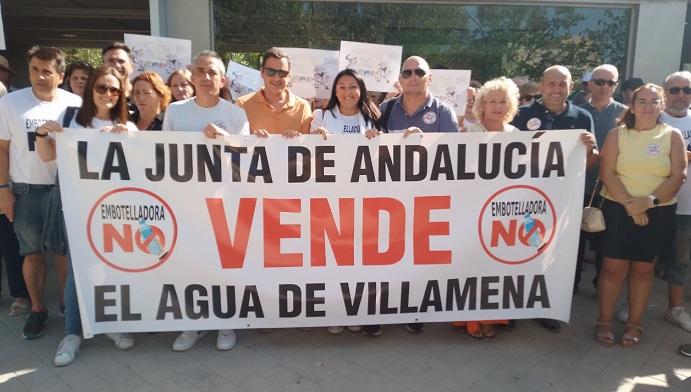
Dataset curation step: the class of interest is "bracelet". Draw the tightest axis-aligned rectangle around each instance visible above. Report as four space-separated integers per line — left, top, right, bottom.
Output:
0 184 9 189
35 132 48 138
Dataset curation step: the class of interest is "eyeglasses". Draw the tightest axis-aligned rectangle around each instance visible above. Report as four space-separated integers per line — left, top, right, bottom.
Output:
94 84 121 96
264 67 289 78
592 79 618 87
400 68 427 79
668 86 691 95
520 94 540 102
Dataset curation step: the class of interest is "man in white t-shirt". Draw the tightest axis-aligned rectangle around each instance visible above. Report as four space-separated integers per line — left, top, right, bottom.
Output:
163 50 247 352
658 71 691 332
0 46 81 340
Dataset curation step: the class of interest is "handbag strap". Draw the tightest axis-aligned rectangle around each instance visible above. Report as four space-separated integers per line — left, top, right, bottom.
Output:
587 179 601 207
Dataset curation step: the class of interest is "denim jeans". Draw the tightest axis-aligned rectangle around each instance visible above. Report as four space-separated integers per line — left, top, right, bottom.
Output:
63 246 82 336
11 182 52 256
657 214 691 286
0 215 28 298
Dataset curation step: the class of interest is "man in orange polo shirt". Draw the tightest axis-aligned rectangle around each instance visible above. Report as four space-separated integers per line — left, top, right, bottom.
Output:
236 47 312 137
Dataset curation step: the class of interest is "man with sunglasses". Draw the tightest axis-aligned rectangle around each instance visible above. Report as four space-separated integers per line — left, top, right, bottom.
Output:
365 56 457 337
379 56 459 134
0 46 81 340
511 65 597 333
236 47 312 137
655 71 691 332
163 50 248 352
578 64 627 291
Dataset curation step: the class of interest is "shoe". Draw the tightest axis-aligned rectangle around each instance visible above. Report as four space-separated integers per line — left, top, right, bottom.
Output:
621 323 643 348
537 318 561 333
327 326 344 335
362 325 382 337
22 310 48 340
679 343 691 357
58 303 65 318
216 329 236 351
106 333 135 350
404 323 424 333
665 307 691 332
172 330 207 351
618 303 629 324
54 335 82 367
347 326 362 332
8 298 30 317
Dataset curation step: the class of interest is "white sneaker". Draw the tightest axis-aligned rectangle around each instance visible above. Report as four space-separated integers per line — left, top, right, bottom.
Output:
327 326 344 335
172 330 207 351
666 307 691 332
54 335 82 367
618 303 629 324
216 329 236 351
106 333 135 350
347 326 362 332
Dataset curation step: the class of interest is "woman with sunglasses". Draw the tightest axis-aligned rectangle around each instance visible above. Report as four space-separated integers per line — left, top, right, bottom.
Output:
34 66 137 367
132 71 171 131
596 84 686 347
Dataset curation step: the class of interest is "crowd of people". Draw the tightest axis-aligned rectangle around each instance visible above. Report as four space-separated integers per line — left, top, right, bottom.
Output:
0 42 690 367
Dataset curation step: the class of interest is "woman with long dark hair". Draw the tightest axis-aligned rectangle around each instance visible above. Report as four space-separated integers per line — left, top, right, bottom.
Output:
34 66 137 367
310 68 380 139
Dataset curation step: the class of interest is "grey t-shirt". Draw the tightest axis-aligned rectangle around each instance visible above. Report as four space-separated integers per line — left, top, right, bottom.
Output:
580 100 627 196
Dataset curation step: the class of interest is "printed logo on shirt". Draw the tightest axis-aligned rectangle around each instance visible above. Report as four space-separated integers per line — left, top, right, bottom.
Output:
24 117 52 152
526 117 541 131
423 111 437 125
343 125 361 133
647 143 661 156
213 120 227 130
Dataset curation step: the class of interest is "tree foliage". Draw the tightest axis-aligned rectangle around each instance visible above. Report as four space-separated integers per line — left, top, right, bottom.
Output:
213 1 630 81
62 48 102 68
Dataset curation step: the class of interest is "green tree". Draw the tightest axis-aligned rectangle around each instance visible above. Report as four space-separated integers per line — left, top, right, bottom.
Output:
62 48 102 67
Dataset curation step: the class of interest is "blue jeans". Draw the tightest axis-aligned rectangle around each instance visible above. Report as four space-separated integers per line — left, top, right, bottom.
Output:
657 214 691 286
64 247 82 336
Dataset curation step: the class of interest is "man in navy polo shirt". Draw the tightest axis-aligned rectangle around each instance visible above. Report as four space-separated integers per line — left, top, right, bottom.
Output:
512 65 597 333
379 56 459 133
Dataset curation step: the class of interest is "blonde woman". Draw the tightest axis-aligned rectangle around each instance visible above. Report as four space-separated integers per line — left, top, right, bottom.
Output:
455 77 518 338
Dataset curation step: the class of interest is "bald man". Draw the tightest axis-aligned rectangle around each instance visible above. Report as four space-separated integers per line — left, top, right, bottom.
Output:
379 56 459 133
512 65 596 333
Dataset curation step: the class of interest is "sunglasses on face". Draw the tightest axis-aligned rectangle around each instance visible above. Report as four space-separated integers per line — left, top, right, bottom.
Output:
520 94 540 102
400 68 427 79
264 67 289 78
592 79 617 87
668 86 691 95
94 84 121 96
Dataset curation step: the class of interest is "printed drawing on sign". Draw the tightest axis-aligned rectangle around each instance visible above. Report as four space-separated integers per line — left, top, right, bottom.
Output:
478 185 556 265
280 48 339 99
338 41 402 93
87 187 178 273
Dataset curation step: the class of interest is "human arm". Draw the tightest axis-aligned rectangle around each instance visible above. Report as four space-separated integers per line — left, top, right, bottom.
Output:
34 120 62 162
0 139 14 221
581 131 599 169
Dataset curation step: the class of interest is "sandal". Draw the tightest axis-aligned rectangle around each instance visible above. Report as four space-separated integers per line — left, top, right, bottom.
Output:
621 323 643 348
466 325 484 339
8 298 30 317
595 322 615 347
481 324 496 338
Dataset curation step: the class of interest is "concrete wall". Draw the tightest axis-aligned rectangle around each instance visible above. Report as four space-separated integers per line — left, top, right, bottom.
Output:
151 0 212 56
630 0 688 83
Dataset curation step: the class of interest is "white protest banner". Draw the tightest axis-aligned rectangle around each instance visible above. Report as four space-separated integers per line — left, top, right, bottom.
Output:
280 48 339 100
430 69 472 114
0 4 5 51
226 60 262 101
339 41 402 93
124 34 191 80
57 131 585 337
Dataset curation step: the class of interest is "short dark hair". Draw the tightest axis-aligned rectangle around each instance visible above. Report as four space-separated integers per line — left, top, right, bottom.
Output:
26 46 66 73
261 47 290 70
621 77 644 92
101 42 133 59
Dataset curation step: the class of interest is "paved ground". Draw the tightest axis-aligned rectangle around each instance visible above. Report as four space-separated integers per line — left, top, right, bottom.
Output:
1 262 690 392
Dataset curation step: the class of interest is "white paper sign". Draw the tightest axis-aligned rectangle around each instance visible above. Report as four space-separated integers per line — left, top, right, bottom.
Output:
430 69 472 114
226 60 262 101
124 34 191 80
339 41 402 93
57 131 586 337
280 48 339 99
0 4 5 51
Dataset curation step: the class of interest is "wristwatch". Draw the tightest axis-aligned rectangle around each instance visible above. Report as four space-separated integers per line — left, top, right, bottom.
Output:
648 194 660 207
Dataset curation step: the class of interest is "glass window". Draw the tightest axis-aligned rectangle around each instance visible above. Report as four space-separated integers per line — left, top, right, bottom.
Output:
213 1 632 82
